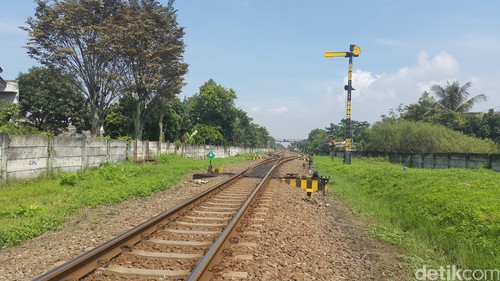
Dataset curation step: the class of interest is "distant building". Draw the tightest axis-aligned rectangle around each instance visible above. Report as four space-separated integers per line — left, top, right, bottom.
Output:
464 108 499 117
0 81 20 104
0 67 5 88
0 67 19 104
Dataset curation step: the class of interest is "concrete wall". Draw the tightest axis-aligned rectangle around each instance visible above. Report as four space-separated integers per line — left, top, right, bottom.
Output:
0 133 271 182
51 136 83 173
5 135 49 180
332 150 500 172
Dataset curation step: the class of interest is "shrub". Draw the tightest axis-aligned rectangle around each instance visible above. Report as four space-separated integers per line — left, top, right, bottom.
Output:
363 120 500 153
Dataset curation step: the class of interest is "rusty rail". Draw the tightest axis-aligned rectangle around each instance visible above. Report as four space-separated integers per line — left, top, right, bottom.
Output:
188 155 297 280
33 156 280 281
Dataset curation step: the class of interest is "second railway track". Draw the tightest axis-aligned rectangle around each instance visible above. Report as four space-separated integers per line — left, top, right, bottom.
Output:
34 152 297 281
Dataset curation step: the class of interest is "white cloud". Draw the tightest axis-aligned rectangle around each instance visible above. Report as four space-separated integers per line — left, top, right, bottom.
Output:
243 51 495 139
351 70 376 99
352 51 460 103
249 106 260 113
316 51 465 125
416 51 460 77
268 106 288 114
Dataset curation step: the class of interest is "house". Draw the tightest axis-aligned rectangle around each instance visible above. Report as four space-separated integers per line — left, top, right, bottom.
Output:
0 81 20 104
0 67 19 104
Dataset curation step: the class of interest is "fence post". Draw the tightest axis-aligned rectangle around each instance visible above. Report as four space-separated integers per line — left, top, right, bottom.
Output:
46 136 53 177
0 133 8 183
106 139 111 164
81 138 87 171
134 140 138 161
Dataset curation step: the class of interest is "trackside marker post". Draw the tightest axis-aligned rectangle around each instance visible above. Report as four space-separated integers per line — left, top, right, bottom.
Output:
207 150 215 173
324 44 361 164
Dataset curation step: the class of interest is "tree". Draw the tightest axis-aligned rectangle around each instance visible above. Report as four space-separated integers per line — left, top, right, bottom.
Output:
24 0 122 137
191 124 224 144
191 80 237 144
430 81 487 113
401 91 441 121
161 101 182 142
325 119 370 143
177 96 193 140
231 108 252 147
362 119 499 154
103 100 133 139
107 0 187 140
461 110 500 143
306 128 330 155
256 125 274 148
0 100 20 124
482 110 500 143
17 67 89 135
0 100 43 135
426 109 463 130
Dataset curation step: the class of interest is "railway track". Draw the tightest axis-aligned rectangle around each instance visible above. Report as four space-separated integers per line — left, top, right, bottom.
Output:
34 152 296 281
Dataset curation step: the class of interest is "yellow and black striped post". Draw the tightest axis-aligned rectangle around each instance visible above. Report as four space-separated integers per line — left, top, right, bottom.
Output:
279 176 319 199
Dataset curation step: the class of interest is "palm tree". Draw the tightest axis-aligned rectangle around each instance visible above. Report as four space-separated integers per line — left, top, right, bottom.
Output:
430 81 488 113
402 91 442 121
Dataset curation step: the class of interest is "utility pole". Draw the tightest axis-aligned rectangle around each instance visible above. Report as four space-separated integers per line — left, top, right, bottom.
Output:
324 44 361 164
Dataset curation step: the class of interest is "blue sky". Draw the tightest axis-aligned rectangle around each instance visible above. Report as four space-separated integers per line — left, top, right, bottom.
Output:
1 1 499 139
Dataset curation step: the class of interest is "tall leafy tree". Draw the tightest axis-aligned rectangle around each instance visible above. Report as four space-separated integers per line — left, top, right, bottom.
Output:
482 110 500 143
191 124 224 144
426 110 463 130
256 125 274 148
17 67 89 135
461 110 500 143
0 99 45 135
326 119 370 142
24 0 122 137
191 80 237 144
107 0 187 140
307 128 330 155
431 81 487 113
177 97 193 140
401 91 441 121
232 108 253 147
103 99 134 139
159 100 182 142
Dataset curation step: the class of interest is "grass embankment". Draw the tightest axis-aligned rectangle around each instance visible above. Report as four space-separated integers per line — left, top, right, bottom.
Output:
363 120 500 153
315 156 500 270
0 154 251 248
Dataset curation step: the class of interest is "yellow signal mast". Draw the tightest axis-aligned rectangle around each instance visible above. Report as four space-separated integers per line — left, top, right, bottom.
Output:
324 44 361 164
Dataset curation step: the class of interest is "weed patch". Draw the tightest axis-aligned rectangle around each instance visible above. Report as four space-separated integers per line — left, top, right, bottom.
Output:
0 153 252 247
315 156 500 270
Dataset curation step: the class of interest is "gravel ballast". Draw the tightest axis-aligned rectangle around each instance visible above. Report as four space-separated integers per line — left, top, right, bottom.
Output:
0 157 411 280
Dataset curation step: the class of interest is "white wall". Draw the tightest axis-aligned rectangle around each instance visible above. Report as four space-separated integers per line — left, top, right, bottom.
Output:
0 133 271 182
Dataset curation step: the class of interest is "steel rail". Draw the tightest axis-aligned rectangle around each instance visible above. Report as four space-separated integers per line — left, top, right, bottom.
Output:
188 155 298 280
33 156 276 281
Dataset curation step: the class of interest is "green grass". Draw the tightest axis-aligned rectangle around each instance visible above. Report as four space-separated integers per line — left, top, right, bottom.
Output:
0 153 252 248
315 156 500 270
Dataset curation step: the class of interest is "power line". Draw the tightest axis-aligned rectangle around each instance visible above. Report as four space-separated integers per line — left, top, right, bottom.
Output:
480 106 500 112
